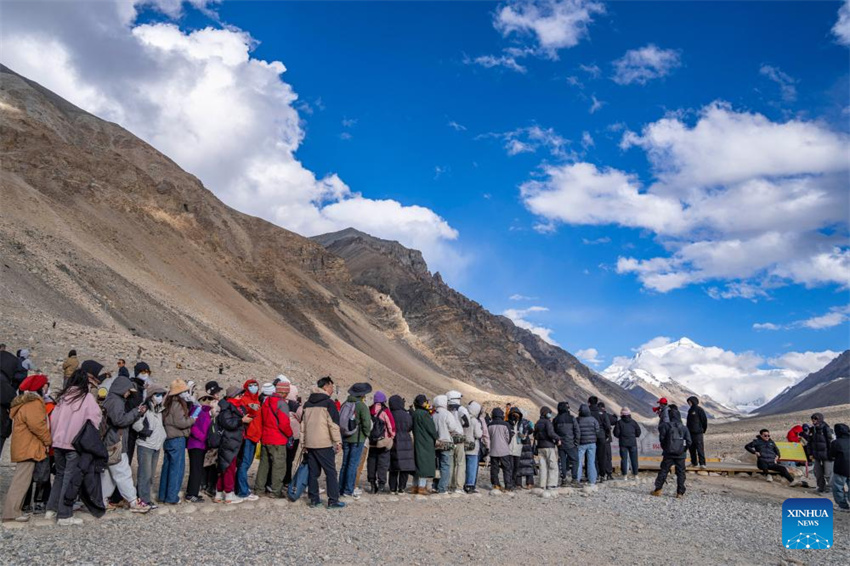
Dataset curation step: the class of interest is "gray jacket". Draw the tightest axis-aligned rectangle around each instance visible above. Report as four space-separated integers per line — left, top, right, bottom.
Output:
102 376 141 454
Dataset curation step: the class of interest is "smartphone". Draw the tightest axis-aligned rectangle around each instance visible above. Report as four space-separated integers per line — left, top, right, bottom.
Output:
191 405 202 419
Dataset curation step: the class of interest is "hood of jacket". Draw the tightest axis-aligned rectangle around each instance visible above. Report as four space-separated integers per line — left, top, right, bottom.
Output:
557 402 570 415
578 404 591 418
669 408 684 424
835 423 849 438
491 407 505 420
109 375 135 398
687 396 699 406
812 412 825 424
388 394 405 412
433 394 448 410
468 401 482 418
286 384 299 402
619 414 633 423
10 391 42 416
508 407 522 421
305 388 332 407
19 349 30 359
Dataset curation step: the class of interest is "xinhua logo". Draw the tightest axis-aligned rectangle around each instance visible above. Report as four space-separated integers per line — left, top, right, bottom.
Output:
782 498 833 549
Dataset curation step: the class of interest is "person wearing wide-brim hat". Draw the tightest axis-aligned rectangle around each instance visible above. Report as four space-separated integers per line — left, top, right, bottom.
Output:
158 379 196 504
339 382 373 498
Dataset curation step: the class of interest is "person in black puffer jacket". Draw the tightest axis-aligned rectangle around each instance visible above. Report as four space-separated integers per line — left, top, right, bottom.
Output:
806 413 835 493
745 429 797 484
829 423 849 511
388 395 414 494
553 402 580 486
686 396 708 468
576 404 600 485
613 407 641 477
215 387 250 503
652 405 692 497
588 397 613 481
534 406 561 489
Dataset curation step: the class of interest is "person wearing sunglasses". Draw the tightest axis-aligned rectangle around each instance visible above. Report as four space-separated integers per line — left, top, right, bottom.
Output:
745 429 800 486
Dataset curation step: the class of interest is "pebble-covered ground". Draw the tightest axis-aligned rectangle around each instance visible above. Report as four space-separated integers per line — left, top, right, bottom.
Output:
1 469 847 565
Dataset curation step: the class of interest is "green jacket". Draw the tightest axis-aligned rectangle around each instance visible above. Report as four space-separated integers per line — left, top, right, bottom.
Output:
343 395 372 444
412 407 438 478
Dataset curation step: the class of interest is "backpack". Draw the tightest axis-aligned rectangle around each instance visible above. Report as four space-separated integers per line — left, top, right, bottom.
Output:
339 401 358 438
369 408 386 443
206 417 222 449
667 422 687 456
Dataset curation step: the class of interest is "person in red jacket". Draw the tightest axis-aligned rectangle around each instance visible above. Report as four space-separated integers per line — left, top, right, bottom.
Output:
235 379 262 500
254 381 293 498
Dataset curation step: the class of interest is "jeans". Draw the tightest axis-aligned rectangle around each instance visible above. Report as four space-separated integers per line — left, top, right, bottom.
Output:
158 437 186 503
464 454 479 488
620 445 639 476
339 442 365 496
46 448 79 519
136 445 160 504
436 450 452 493
655 456 687 495
578 443 597 485
558 446 578 481
833 473 849 509
235 439 257 497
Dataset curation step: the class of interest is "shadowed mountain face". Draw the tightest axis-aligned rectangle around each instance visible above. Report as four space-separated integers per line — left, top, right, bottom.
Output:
754 350 850 416
313 229 653 416
0 64 649 415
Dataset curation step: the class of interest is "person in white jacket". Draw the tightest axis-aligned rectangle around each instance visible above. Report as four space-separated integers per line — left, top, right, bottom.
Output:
464 401 486 493
431 394 462 494
132 385 167 508
446 390 470 494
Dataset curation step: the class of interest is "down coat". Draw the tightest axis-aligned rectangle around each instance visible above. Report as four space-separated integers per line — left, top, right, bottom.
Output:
389 395 415 472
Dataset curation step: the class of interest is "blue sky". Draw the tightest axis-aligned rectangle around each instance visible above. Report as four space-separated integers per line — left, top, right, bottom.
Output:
2 1 848 399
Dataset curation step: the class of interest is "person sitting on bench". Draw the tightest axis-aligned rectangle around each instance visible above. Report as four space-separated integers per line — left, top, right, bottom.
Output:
745 429 801 486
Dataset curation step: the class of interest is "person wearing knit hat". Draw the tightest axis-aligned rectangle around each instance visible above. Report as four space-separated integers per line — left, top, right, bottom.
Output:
366 391 396 493
260 383 275 400
273 374 290 385
613 407 642 479
2 372 51 522
254 377 293 498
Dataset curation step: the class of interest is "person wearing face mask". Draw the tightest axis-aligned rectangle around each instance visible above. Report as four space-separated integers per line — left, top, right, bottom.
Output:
235 379 262 501
534 406 562 490
159 379 197 505
124 362 152 467
132 385 167 509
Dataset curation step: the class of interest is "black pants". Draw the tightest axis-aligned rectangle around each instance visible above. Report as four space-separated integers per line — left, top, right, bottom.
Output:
203 464 218 495
757 460 793 482
655 456 687 494
595 439 607 476
126 428 138 465
283 439 299 486
388 471 410 492
491 456 514 489
689 433 706 466
186 448 205 497
558 446 578 481
306 447 339 505
367 446 390 487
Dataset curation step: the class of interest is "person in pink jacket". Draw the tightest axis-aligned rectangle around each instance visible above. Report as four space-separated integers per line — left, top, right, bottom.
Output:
367 391 396 493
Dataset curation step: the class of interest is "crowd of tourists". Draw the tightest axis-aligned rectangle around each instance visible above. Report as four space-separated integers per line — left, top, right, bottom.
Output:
1 344 848 526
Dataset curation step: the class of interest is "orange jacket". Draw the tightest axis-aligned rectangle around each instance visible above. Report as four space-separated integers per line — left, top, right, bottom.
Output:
239 379 263 443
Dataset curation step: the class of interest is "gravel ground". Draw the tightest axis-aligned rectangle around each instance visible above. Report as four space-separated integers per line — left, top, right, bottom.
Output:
1 469 847 566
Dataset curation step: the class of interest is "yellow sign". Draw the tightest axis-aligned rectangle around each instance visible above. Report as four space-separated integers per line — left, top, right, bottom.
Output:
775 441 807 462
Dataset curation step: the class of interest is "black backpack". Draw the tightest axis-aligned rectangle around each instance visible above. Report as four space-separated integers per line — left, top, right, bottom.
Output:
667 422 687 456
369 407 386 443
206 417 223 449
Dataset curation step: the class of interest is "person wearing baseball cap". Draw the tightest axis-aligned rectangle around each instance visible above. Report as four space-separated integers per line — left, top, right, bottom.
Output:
653 397 670 424
205 381 224 399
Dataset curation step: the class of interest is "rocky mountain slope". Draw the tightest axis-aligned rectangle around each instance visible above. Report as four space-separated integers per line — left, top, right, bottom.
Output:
0 65 649 415
602 338 739 418
753 350 850 416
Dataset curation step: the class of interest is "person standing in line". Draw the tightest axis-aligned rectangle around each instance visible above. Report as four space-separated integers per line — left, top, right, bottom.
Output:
686 396 708 469
366 391 395 494
234 379 262 501
338 382 372 499
806 413 835 494
613 407 641 478
254 380 293 498
132 385 166 509
159 379 196 505
553 402 580 487
431 394 462 494
487 407 514 491
576 404 600 486
302 376 344 508
829 423 849 512
588 396 612 482
411 395 438 495
534 406 561 490
214 386 251 504
186 394 215 502
446 390 468 494
463 401 485 493
388 395 415 494
283 384 302 490
652 404 691 498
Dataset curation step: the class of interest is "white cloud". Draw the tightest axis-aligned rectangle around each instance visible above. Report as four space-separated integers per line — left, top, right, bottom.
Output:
581 130 594 149
502 306 558 345
612 44 681 85
579 63 601 78
465 53 527 73
753 323 781 331
752 305 850 332
575 347 601 364
447 120 467 131
494 0 605 60
635 336 671 351
479 124 570 158
589 94 605 113
834 0 850 46
606 337 839 409
759 64 797 103
509 294 537 301
581 236 610 245
522 102 850 294
0 1 465 280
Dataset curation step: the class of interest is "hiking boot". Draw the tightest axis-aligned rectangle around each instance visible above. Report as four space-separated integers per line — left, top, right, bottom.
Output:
370 482 379 494
213 491 225 503
33 503 45 515
224 493 243 504
650 489 663 497
676 493 685 499
130 499 151 513
57 517 83 526
606 474 614 481
328 501 346 509
789 477 802 487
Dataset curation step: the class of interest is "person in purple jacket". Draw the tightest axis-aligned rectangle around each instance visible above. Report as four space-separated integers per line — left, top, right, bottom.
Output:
185 394 214 502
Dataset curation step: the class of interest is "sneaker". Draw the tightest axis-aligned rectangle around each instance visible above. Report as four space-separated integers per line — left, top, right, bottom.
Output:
308 500 324 508
352 488 362 496
699 464 707 470
766 475 774 483
44 510 57 520
185 495 204 503
650 489 662 496
130 499 151 513
676 493 685 499
14 515 31 523
224 493 244 504
204 489 217 498
453 489 465 495
147 502 159 510
242 494 259 502
265 485 274 494
213 491 225 503
57 517 83 526
72 501 84 512
105 501 121 512
319 487 326 494
33 503 45 515
328 501 346 509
